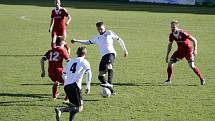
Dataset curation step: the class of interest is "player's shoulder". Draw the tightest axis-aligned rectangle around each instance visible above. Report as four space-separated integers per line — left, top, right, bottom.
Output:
61 7 68 12
80 57 90 67
106 30 114 34
179 29 190 36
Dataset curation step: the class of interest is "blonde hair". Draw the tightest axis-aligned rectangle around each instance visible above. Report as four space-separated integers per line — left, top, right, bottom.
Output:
171 20 179 26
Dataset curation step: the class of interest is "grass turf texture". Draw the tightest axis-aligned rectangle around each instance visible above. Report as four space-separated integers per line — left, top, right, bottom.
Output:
0 0 215 121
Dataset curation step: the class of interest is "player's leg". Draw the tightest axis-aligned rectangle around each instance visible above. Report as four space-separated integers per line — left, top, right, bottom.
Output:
106 53 115 84
166 61 174 83
98 55 108 84
55 83 83 121
48 71 59 99
57 69 68 102
52 82 59 99
165 51 178 83
61 28 70 55
51 29 57 48
187 53 205 85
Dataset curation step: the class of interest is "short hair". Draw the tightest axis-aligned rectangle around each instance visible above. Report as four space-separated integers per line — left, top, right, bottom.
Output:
171 20 179 26
56 36 62 46
96 21 104 27
76 46 87 57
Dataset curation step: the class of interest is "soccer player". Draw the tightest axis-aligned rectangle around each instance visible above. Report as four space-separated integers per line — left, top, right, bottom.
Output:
49 0 71 55
40 36 70 100
55 46 92 121
165 20 205 85
71 21 128 94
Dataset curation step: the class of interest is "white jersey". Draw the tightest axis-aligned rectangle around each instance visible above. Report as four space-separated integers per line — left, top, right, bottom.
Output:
63 57 91 90
89 30 128 57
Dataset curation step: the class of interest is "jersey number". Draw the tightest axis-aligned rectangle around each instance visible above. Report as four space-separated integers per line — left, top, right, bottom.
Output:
49 52 60 61
70 63 77 73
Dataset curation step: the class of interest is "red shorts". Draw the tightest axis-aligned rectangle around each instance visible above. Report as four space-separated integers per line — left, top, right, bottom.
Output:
48 68 64 84
52 27 66 38
170 50 194 63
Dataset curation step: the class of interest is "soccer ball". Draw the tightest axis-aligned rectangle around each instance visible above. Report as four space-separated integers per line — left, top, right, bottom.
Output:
101 87 111 98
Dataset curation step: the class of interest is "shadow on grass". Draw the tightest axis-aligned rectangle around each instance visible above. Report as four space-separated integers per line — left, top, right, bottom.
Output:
0 54 43 57
0 0 214 15
0 93 50 98
21 83 53 86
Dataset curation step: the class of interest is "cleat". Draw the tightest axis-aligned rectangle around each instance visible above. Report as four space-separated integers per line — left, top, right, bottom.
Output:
100 82 113 88
111 90 117 95
55 108 61 121
164 80 171 84
200 79 205 85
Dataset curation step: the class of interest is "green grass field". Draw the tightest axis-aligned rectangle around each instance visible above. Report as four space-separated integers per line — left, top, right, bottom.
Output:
0 0 215 121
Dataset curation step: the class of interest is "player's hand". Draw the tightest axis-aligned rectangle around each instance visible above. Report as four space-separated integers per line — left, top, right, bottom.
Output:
85 89 90 95
193 49 197 56
66 22 69 26
124 52 128 58
71 39 76 44
41 72 45 78
165 56 169 63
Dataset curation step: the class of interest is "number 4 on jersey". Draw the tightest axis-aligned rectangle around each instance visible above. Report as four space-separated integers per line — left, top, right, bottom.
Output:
70 63 77 73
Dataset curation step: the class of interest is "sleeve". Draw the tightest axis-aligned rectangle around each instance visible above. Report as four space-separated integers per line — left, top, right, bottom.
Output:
63 8 69 17
110 30 120 41
169 34 174 43
43 50 50 61
183 31 192 40
89 36 97 44
85 61 92 90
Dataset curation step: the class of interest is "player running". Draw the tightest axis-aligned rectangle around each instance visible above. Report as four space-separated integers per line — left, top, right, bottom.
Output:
165 20 205 85
71 21 128 94
40 36 70 100
49 0 71 55
55 46 92 121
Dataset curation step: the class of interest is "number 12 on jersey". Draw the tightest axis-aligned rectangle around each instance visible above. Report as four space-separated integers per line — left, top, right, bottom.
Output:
70 62 77 73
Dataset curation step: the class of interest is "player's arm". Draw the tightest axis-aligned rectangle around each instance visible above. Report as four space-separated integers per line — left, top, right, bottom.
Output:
49 18 54 32
85 62 92 95
117 38 128 57
71 39 94 45
40 57 47 77
166 42 173 63
190 35 198 56
66 14 71 26
111 31 128 57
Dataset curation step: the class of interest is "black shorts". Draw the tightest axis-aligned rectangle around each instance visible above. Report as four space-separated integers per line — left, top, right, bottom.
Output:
64 83 82 106
99 53 115 71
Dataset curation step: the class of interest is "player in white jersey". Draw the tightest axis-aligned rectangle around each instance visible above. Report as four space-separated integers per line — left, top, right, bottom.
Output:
55 46 92 121
71 21 128 94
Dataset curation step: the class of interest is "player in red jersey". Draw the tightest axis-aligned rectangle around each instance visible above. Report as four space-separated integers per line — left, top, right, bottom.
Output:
49 0 71 55
40 36 70 100
165 20 205 85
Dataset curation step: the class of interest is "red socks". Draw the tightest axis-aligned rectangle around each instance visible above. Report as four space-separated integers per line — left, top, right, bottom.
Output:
193 67 204 80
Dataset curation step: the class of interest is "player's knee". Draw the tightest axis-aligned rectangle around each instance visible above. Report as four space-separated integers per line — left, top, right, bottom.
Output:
99 71 106 76
188 61 195 69
168 61 174 67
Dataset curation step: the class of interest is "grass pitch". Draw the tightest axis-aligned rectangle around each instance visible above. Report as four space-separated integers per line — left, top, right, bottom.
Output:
0 0 215 121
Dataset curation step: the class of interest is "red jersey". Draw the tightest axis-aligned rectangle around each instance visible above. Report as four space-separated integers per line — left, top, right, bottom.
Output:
169 29 193 52
44 47 70 71
51 7 69 29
